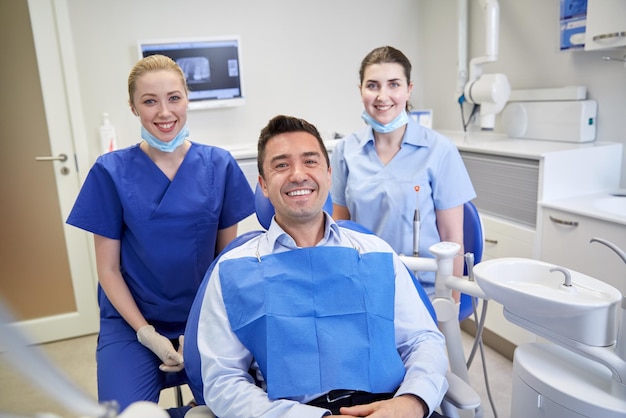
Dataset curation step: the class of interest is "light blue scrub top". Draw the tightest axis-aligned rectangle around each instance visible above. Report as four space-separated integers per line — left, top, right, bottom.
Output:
67 142 255 337
331 118 476 292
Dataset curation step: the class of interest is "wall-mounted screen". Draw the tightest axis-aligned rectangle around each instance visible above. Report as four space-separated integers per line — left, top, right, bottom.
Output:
138 36 245 110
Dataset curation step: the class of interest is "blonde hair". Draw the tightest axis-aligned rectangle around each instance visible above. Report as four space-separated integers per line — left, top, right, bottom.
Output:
127 54 189 107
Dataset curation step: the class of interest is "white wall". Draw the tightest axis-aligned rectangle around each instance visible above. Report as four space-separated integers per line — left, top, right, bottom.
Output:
417 0 626 185
65 0 625 185
65 0 421 161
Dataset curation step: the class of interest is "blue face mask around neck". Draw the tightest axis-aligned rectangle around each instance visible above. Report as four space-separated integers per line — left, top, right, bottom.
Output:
361 109 409 134
141 123 189 153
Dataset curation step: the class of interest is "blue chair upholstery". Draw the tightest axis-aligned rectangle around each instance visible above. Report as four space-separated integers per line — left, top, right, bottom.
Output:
184 230 265 405
459 201 484 321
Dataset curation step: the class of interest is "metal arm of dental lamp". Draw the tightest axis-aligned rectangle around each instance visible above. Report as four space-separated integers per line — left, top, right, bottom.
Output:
0 297 169 418
460 0 511 130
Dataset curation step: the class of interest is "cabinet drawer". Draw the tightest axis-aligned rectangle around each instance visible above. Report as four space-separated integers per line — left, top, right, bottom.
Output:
584 0 626 50
540 208 626 291
481 214 536 261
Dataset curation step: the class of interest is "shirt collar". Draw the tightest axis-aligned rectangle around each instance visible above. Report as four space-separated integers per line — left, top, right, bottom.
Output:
265 211 342 251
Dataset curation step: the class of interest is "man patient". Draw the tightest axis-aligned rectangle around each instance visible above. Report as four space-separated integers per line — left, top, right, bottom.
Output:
194 115 449 417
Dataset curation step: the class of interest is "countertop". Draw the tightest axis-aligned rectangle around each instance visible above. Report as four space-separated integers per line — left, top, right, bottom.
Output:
443 130 619 159
225 130 616 161
444 131 624 225
540 193 626 226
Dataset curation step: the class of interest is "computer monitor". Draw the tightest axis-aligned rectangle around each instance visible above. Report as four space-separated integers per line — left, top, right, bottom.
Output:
138 36 245 110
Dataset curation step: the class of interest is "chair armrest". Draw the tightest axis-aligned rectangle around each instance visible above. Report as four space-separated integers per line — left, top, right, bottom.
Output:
445 276 488 300
444 371 481 410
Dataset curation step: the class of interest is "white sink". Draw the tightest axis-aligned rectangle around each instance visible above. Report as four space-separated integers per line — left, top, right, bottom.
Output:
474 257 622 346
593 197 626 217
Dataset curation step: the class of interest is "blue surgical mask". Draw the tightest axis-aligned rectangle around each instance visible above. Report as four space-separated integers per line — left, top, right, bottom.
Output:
141 124 189 153
361 110 409 133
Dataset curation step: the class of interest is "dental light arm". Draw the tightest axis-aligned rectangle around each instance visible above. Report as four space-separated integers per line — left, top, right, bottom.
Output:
0 299 113 417
461 0 511 130
0 297 169 418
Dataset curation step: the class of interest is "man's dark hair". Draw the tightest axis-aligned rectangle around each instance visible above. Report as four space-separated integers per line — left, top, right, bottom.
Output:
257 115 329 177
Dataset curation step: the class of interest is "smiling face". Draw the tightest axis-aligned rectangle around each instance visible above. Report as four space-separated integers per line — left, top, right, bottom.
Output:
258 130 331 230
131 69 189 143
360 62 413 125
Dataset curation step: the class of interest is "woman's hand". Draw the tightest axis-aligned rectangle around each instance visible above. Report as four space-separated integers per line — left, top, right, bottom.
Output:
137 325 184 372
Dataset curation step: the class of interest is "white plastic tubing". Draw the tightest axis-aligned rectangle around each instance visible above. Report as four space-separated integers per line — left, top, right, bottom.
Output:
459 0 501 85
457 0 469 96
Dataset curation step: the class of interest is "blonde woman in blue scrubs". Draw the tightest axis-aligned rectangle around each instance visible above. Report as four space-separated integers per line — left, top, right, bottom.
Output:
331 46 476 297
67 55 255 417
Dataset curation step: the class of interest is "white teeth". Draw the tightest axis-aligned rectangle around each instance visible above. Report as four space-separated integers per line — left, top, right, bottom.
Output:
159 122 174 129
287 189 312 197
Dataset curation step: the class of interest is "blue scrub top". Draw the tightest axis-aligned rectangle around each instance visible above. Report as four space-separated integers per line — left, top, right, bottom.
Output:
330 119 476 289
67 143 255 332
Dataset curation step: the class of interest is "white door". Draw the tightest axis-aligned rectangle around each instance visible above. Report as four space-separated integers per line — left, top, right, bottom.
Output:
0 0 99 347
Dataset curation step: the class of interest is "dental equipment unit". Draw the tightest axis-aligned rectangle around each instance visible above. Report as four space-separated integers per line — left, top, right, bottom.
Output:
473 237 626 417
402 228 626 417
458 0 511 131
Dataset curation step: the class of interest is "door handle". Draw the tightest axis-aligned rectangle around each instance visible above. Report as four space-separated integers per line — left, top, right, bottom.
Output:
35 153 68 162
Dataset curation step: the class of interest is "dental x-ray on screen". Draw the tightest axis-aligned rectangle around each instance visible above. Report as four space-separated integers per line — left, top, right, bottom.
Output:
138 36 245 110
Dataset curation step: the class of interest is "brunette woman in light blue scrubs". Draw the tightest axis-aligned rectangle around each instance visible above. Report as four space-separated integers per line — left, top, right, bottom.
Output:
66 55 255 418
331 46 476 297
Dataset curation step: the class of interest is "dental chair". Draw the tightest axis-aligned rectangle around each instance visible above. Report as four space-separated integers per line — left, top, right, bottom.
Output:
183 186 483 417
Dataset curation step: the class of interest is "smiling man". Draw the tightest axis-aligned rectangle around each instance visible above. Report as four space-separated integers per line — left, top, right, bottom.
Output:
194 115 449 418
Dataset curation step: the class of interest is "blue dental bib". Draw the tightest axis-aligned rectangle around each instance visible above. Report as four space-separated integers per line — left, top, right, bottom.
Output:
219 245 405 399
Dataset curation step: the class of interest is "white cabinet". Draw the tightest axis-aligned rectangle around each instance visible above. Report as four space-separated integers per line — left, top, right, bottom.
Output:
584 0 626 50
539 206 626 291
481 214 535 261
458 150 540 348
447 131 622 348
510 343 625 417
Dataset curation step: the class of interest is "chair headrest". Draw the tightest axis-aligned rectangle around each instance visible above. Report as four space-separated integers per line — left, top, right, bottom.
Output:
254 183 333 229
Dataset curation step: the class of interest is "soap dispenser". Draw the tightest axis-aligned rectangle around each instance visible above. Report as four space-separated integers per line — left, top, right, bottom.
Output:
99 113 117 154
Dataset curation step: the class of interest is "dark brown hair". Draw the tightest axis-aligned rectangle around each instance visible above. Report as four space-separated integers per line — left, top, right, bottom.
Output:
359 45 412 85
257 115 329 177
